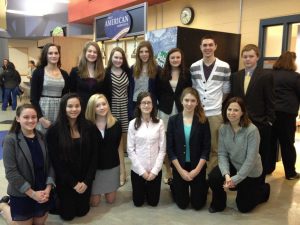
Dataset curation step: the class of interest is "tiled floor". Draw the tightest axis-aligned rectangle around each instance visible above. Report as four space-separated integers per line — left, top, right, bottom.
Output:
0 106 299 225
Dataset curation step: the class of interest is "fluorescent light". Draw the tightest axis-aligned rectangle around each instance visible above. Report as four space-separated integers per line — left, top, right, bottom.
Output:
6 9 45 16
6 0 69 16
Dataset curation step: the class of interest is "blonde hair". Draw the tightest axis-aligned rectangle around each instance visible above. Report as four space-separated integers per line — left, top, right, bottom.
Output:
85 94 116 128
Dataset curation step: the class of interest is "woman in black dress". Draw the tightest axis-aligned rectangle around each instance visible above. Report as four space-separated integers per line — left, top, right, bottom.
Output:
46 93 97 221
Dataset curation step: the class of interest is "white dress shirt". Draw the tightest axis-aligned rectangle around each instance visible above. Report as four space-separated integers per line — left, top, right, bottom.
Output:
127 118 166 176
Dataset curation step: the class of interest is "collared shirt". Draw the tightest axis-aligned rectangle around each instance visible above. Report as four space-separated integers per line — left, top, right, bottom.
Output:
127 118 166 176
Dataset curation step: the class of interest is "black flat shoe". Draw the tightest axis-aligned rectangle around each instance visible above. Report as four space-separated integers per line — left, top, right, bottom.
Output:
0 196 9 204
286 173 300 180
209 206 224 213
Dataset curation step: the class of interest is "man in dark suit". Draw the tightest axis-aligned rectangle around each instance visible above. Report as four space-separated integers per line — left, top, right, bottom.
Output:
230 44 275 182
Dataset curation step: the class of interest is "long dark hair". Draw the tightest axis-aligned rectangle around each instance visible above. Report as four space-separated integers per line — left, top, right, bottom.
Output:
222 97 251 127
9 104 38 134
134 91 159 130
161 48 187 81
37 43 61 68
54 93 86 161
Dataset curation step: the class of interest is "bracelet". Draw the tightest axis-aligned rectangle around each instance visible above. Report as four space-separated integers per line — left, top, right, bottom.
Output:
31 191 36 199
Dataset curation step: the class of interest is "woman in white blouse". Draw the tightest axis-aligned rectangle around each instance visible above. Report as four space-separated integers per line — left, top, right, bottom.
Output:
127 91 166 207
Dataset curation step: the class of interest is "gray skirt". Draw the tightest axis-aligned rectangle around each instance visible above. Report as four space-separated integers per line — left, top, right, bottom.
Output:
91 166 120 195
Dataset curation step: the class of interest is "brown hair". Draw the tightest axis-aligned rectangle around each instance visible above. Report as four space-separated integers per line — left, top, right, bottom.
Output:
241 44 259 57
37 43 61 68
133 41 158 79
161 48 188 81
273 51 297 71
9 104 38 133
180 87 206 123
222 97 251 127
106 47 129 72
78 41 105 81
134 91 159 130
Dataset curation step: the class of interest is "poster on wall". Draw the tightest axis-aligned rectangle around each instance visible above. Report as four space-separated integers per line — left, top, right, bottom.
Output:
146 27 178 67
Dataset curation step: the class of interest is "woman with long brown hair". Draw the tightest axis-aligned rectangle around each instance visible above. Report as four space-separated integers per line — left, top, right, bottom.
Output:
127 91 166 207
70 41 106 111
105 47 130 186
30 43 70 133
1 104 54 225
128 41 161 120
156 47 192 183
167 87 210 210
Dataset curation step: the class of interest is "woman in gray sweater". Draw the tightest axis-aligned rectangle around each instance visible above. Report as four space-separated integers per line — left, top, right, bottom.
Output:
208 97 270 213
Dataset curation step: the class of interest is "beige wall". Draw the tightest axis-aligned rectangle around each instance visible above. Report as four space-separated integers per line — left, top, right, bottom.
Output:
8 40 40 76
0 0 6 29
148 0 300 69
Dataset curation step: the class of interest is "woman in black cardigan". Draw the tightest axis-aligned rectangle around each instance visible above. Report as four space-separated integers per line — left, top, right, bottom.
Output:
156 48 192 183
46 93 97 221
85 93 122 206
30 43 70 133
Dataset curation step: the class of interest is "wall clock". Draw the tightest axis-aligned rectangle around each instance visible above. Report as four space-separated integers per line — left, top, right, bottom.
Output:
180 7 194 25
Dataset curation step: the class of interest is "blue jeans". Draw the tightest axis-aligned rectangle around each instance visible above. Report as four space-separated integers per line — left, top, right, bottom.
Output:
2 87 18 110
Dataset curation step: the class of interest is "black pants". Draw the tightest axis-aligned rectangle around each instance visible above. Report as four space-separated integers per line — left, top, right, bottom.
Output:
208 165 268 213
131 170 162 207
172 163 208 210
270 111 297 178
57 185 91 221
255 123 272 182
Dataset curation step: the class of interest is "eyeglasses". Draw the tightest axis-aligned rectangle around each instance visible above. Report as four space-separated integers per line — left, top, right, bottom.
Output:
141 101 152 106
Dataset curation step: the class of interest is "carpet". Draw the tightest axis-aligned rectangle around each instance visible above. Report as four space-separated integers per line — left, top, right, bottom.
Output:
0 131 8 160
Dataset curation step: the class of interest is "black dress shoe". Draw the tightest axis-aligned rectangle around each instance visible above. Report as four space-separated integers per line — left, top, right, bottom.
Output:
0 196 10 204
209 207 217 213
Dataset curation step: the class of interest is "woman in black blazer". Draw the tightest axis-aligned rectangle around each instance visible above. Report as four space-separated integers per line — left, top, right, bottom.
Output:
269 51 300 179
157 48 192 183
167 87 210 210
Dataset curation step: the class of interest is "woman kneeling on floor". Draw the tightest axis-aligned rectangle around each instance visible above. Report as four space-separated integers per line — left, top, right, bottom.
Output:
208 97 270 213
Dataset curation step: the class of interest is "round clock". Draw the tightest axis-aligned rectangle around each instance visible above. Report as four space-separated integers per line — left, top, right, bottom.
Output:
180 7 194 25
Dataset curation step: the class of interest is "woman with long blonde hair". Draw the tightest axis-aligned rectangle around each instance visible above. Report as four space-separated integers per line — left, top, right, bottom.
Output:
85 94 122 206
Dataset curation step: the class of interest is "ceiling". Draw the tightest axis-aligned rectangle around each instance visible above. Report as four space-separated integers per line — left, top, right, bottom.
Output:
6 0 68 17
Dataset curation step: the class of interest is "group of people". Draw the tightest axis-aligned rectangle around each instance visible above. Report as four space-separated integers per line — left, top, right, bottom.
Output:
0 34 299 225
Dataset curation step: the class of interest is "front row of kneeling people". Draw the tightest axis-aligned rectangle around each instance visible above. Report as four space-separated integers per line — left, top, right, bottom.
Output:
1 88 270 224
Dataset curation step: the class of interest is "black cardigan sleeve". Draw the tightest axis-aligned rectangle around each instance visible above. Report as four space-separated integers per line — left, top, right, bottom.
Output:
30 68 44 118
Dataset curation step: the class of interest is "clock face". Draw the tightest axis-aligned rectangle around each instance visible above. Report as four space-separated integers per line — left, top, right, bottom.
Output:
180 7 194 25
